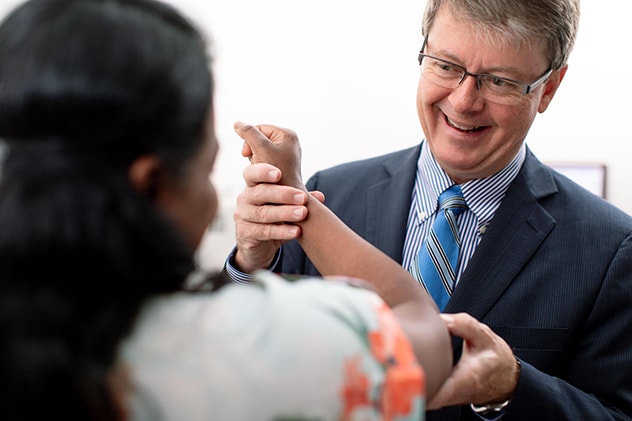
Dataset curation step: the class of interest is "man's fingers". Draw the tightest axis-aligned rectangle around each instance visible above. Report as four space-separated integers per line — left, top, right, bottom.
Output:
441 313 490 343
235 177 309 226
309 190 325 203
234 199 308 225
236 220 301 243
239 175 308 208
242 163 282 187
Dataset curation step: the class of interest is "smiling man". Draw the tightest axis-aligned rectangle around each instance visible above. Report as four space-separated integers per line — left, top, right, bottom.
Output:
415 9 561 184
227 1 632 420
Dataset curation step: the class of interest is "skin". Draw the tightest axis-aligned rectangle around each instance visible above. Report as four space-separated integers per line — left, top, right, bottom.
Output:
418 6 566 184
233 141 312 272
231 4 571 410
129 112 220 252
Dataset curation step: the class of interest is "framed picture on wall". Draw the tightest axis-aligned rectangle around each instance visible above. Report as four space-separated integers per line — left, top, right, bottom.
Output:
547 162 607 199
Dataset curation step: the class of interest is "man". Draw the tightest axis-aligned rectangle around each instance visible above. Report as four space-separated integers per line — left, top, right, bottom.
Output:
227 0 632 419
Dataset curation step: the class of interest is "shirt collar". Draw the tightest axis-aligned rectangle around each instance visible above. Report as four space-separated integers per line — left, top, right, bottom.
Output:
415 140 526 228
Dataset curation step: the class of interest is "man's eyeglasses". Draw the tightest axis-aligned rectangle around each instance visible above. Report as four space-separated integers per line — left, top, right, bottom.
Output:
417 37 553 105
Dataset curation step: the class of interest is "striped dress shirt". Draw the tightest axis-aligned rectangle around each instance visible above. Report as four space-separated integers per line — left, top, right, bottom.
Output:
402 140 526 288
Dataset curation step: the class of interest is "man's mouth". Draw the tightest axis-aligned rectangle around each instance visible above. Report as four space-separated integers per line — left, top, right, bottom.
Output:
446 116 485 133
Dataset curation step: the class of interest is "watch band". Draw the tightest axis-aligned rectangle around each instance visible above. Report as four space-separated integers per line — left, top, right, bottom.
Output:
469 356 521 415
470 399 510 414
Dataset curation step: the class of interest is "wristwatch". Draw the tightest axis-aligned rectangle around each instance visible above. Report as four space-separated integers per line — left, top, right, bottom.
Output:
470 399 510 415
470 357 521 416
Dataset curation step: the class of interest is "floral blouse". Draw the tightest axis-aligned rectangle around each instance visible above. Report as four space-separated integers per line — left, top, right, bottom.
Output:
119 271 426 420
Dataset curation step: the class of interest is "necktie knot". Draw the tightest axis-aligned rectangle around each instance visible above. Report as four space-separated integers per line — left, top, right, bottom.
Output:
439 185 467 216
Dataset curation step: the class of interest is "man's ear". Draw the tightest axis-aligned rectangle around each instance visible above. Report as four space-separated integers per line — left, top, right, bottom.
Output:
128 155 163 199
538 65 568 113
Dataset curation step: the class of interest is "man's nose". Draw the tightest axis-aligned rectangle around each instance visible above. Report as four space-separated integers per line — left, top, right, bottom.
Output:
449 74 484 111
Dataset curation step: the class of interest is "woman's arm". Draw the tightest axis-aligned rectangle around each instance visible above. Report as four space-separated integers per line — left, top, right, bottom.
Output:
234 122 452 399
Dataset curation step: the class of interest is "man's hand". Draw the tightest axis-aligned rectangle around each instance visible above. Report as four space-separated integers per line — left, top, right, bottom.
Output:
232 163 309 272
428 313 520 410
232 122 324 273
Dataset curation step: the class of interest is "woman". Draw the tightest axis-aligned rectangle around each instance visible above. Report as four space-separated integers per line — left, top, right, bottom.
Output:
0 0 451 420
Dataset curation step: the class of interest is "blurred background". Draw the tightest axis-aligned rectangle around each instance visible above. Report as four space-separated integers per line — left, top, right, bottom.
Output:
1 0 630 269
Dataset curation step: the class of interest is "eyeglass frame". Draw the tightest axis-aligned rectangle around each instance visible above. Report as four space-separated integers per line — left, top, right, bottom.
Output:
417 36 553 103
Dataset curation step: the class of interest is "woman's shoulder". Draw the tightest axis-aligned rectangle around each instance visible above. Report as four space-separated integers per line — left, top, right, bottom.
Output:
119 271 425 420
120 271 388 372
121 271 381 342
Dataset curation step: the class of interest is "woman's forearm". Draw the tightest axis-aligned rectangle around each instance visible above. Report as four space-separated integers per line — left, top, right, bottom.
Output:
297 195 453 398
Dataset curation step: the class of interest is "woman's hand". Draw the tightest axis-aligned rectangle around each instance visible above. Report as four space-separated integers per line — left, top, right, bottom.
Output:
234 122 304 191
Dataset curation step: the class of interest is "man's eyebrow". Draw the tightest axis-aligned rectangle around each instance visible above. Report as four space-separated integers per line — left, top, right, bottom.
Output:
427 45 524 76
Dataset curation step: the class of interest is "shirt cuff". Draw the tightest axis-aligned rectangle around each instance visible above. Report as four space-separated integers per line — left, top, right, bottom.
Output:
224 246 282 285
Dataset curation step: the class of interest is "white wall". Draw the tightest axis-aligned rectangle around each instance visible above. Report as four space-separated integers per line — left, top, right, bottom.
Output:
2 1 631 269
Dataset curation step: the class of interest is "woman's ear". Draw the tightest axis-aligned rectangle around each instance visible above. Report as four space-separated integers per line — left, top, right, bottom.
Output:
128 155 163 199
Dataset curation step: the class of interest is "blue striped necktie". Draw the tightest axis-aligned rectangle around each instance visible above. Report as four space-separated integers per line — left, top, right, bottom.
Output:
411 185 467 311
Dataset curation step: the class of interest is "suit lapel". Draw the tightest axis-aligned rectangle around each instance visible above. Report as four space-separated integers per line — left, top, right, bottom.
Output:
445 150 559 320
365 145 420 263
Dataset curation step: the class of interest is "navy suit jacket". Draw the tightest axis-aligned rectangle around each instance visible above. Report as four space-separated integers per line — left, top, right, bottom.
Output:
276 144 632 420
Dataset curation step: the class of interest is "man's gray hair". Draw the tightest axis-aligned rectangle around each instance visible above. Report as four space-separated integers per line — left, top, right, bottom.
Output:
422 0 580 70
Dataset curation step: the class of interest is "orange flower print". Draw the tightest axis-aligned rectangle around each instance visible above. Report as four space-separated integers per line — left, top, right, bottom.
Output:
369 301 425 420
340 354 371 418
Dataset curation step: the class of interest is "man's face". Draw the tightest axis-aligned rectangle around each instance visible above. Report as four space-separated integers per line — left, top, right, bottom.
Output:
416 6 565 183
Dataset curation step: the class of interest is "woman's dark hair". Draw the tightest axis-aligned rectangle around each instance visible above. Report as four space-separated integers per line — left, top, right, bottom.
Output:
0 0 213 419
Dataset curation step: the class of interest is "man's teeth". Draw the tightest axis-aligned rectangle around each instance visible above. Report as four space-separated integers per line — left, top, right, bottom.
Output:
447 117 481 131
